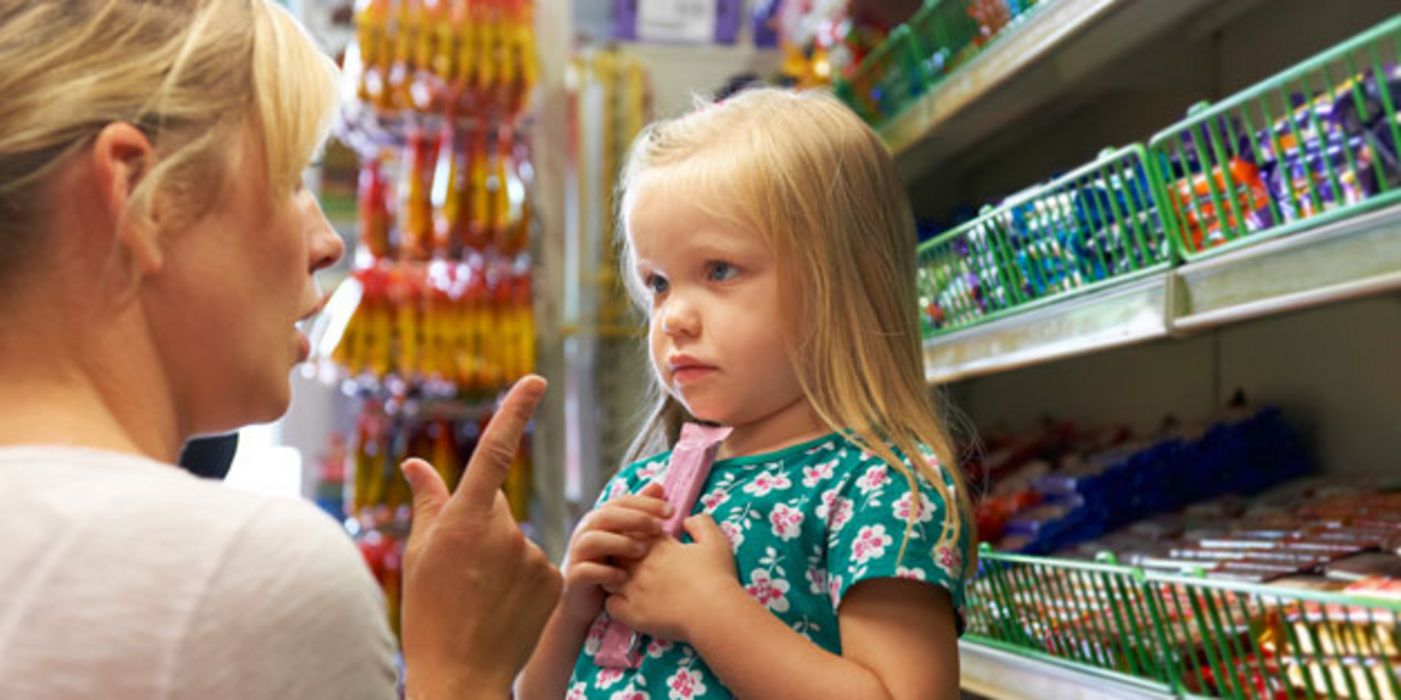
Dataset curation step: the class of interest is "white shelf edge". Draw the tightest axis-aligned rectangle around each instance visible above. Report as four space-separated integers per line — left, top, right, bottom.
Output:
1172 202 1401 333
924 274 1172 385
960 641 1177 700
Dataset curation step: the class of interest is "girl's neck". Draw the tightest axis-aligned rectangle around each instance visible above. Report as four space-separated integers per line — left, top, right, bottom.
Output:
715 397 828 461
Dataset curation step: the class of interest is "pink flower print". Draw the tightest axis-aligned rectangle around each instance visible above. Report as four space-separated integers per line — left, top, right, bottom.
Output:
893 491 934 524
584 615 609 655
667 668 708 700
646 638 673 658
827 574 844 608
744 568 792 613
856 464 890 494
817 489 854 531
718 520 745 551
851 524 893 564
802 459 837 487
567 682 588 700
768 503 804 541
604 479 629 503
742 471 792 497
597 668 624 690
611 688 649 700
636 462 661 481
896 566 927 581
806 566 828 595
700 490 729 513
938 545 963 576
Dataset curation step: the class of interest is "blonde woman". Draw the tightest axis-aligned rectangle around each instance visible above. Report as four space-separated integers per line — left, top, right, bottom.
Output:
0 1 558 697
519 87 976 700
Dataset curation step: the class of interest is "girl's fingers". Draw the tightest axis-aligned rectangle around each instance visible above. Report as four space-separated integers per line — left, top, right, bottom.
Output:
570 530 650 564
602 493 673 519
582 506 666 538
567 561 629 589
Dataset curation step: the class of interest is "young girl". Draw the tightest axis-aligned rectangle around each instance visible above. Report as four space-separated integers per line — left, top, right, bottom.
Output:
518 87 976 700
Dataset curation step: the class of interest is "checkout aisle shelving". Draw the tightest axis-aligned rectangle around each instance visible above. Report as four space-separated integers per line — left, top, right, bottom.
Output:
838 0 1401 697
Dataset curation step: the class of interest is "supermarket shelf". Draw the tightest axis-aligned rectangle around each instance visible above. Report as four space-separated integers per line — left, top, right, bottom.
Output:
924 204 1401 383
1173 203 1401 332
885 0 1220 181
960 641 1176 700
924 273 1172 384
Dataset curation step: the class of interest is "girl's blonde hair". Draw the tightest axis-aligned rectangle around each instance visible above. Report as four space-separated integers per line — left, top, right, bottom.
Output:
617 87 976 576
0 0 339 285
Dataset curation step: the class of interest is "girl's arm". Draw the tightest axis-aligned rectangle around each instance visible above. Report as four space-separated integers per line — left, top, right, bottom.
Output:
687 578 959 700
516 484 672 699
606 516 960 700
514 602 596 700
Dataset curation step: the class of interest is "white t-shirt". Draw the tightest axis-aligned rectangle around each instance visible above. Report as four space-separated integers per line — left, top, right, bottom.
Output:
0 445 398 699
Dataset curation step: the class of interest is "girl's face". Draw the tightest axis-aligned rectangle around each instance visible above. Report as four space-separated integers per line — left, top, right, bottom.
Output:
142 125 343 435
627 174 819 452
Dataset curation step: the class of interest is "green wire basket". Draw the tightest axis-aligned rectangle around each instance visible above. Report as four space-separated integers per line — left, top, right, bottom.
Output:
968 547 1401 699
906 0 1045 88
917 144 1173 337
838 0 1047 127
835 25 928 127
1148 14 1401 262
907 0 984 87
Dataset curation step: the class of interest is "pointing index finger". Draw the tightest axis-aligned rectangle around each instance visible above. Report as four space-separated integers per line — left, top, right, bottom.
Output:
454 375 547 511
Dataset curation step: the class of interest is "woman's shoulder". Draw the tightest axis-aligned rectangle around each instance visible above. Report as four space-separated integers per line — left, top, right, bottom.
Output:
2 444 345 536
0 445 398 696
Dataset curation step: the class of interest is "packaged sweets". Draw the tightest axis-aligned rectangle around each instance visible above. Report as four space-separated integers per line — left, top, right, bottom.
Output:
1325 553 1401 582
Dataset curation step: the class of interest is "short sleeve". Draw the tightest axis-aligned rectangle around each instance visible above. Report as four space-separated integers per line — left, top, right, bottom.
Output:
824 457 968 614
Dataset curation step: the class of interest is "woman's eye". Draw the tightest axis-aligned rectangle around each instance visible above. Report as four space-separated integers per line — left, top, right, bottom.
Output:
644 273 669 295
706 261 738 282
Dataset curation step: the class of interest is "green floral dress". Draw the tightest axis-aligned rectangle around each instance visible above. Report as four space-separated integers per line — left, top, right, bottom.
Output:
567 432 972 700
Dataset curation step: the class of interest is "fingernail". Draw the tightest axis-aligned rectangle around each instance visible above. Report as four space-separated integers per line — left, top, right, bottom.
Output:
661 503 675 517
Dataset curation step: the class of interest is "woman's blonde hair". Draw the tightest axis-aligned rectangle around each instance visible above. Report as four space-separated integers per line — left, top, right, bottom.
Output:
617 87 976 575
0 0 339 284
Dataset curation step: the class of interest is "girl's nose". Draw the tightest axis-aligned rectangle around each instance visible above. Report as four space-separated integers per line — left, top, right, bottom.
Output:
659 295 700 338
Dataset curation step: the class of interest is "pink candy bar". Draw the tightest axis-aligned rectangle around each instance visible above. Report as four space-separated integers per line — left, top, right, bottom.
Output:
595 422 733 669
595 623 643 669
660 424 733 535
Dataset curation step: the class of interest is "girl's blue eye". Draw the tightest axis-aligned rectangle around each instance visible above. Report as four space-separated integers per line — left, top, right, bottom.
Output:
645 273 669 295
706 261 738 282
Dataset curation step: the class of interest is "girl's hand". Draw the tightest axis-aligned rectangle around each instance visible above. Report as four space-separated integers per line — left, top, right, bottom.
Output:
561 482 671 624
605 514 740 642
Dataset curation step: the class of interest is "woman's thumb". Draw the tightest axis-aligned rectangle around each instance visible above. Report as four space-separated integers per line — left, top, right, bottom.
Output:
402 458 449 526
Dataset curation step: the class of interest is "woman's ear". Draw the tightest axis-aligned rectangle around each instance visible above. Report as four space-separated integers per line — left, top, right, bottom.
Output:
90 122 163 274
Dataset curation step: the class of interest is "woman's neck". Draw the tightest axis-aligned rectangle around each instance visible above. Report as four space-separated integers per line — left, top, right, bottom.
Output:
0 308 181 463
715 397 828 461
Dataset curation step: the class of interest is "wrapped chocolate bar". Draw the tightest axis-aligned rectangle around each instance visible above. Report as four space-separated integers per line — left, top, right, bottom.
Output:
1345 576 1401 602
1171 157 1274 249
1269 574 1351 593
1325 553 1401 582
1256 591 1400 700
1266 134 1378 223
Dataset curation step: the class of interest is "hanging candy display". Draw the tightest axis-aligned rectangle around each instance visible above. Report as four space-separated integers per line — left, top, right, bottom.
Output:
335 0 540 640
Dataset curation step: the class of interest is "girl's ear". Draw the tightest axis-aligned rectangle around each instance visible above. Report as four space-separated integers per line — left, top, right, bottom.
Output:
90 121 164 274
